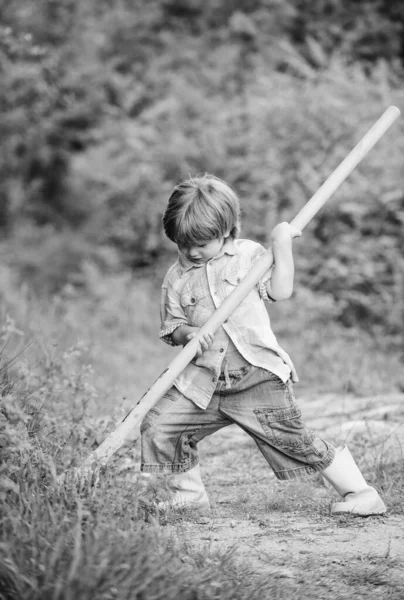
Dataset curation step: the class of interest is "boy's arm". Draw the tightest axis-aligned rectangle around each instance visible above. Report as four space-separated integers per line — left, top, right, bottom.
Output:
171 325 196 346
160 282 214 357
266 222 301 300
159 280 189 346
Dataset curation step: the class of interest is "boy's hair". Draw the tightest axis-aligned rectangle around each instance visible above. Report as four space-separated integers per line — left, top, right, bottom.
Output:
163 174 241 247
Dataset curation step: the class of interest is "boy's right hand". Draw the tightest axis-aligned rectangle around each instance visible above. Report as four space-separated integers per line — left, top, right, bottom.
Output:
186 329 214 358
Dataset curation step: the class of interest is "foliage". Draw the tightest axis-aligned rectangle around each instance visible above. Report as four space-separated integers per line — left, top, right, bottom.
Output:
0 0 404 333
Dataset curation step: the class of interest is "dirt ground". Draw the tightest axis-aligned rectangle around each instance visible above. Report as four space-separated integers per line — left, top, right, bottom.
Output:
159 392 404 597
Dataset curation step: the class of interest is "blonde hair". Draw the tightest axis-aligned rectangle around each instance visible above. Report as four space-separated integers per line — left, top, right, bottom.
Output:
163 174 241 246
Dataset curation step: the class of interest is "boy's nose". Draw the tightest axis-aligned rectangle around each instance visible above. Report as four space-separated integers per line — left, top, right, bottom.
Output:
188 247 200 257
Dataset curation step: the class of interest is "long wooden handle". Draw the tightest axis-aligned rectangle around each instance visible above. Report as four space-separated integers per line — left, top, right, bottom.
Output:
290 105 400 231
72 106 400 476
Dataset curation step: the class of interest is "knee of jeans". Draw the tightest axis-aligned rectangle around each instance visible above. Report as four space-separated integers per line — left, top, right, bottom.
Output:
140 407 161 434
140 417 170 449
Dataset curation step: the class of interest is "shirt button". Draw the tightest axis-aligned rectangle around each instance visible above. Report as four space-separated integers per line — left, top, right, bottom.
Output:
220 348 224 352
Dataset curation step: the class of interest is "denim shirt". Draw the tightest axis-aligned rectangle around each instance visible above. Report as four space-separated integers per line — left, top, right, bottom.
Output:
160 238 298 409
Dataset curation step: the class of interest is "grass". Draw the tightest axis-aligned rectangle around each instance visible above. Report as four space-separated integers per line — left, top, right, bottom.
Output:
1 270 404 598
1 391 275 599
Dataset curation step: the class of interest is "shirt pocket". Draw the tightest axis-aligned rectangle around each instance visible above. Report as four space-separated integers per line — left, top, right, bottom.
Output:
180 287 211 327
223 267 258 304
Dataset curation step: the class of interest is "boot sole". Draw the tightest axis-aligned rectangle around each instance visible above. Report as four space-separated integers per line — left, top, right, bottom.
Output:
157 501 211 514
331 499 387 517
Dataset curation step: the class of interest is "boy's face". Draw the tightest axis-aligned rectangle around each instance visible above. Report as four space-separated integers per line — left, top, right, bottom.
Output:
178 237 226 265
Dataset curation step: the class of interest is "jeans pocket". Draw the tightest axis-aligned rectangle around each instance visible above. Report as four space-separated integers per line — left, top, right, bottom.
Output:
262 370 287 387
253 405 316 454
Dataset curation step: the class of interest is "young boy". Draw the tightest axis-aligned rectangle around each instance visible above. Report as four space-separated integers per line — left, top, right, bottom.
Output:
140 174 386 516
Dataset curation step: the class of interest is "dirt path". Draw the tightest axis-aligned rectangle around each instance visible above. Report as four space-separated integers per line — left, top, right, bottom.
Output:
176 513 403 589
162 392 404 597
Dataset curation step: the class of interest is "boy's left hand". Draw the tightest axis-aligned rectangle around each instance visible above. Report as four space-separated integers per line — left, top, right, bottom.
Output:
186 330 214 358
271 222 302 244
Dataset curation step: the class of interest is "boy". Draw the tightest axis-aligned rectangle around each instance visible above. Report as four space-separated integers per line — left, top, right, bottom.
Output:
140 174 386 516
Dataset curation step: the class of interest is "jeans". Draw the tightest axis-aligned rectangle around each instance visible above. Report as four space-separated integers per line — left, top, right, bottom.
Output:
140 366 335 480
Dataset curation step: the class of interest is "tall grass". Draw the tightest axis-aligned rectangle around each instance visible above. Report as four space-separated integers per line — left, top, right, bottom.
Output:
0 330 274 600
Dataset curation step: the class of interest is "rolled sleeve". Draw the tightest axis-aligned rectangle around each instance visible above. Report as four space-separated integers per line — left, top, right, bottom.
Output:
159 284 188 346
258 277 275 303
252 247 275 303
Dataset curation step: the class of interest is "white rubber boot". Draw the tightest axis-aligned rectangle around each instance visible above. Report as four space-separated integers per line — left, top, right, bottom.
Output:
158 464 210 513
322 446 386 516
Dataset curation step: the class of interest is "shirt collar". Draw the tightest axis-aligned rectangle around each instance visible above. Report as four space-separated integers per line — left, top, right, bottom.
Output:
177 237 238 274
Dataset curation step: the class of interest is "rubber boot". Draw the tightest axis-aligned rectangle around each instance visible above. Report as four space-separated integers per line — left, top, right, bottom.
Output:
322 446 386 516
158 464 210 513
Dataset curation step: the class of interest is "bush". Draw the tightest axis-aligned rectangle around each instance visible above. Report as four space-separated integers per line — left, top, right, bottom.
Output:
1 0 404 334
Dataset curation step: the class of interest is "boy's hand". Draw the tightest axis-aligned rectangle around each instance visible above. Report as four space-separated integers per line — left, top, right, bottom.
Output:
271 222 302 244
186 330 214 358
